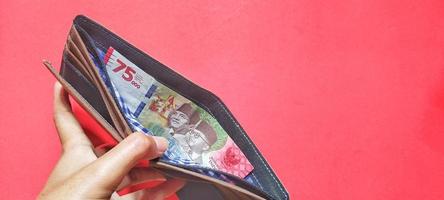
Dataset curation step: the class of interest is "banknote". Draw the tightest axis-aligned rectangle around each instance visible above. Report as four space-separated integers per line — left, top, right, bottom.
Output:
103 47 253 178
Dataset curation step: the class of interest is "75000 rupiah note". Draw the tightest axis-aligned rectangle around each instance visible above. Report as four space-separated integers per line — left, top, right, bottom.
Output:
102 47 253 178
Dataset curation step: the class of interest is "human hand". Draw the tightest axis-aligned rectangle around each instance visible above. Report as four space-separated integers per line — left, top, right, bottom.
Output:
38 83 185 200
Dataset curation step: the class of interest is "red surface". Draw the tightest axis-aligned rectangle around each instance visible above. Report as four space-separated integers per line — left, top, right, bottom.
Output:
1 0 444 199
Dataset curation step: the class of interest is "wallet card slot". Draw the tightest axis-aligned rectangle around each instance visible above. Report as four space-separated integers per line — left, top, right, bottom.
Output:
45 60 123 142
66 37 92 77
61 58 115 128
64 47 93 82
69 26 132 138
73 15 288 200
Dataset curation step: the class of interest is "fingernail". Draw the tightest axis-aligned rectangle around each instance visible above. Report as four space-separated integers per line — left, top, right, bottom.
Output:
153 136 169 153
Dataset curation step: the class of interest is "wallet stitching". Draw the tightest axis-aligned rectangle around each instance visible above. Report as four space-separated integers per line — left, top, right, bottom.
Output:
251 173 264 191
78 17 287 199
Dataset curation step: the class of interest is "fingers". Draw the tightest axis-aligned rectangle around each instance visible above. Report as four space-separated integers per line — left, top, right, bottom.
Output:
53 82 92 152
81 133 169 190
139 179 186 200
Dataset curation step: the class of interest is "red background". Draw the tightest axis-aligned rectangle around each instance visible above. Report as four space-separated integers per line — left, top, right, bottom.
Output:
1 0 444 199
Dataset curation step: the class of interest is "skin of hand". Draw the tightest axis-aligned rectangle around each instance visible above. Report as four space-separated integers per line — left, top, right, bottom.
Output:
38 82 185 200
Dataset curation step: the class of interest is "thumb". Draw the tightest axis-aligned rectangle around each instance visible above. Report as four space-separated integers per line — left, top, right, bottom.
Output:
79 132 168 190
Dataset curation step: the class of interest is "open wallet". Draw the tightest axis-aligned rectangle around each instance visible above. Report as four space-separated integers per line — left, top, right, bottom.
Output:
43 15 289 200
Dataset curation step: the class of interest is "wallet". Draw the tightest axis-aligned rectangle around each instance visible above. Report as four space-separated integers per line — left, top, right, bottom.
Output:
43 15 289 200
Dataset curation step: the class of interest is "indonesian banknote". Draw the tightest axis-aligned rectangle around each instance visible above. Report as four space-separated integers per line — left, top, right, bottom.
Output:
102 47 253 178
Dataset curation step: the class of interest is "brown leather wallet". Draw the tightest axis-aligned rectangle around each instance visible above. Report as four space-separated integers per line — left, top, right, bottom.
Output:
43 15 289 200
